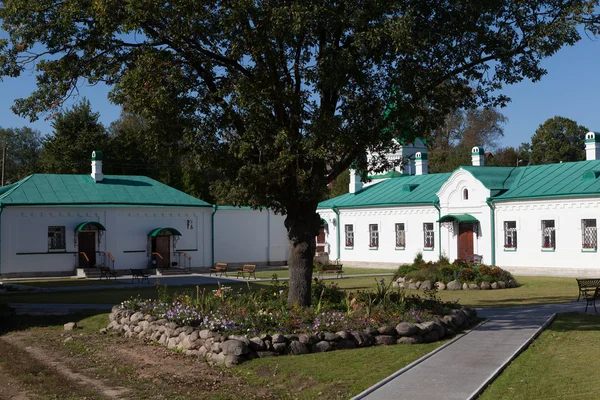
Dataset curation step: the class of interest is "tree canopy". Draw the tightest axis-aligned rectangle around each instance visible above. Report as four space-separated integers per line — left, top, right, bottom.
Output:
0 126 42 184
1 0 598 305
530 116 588 164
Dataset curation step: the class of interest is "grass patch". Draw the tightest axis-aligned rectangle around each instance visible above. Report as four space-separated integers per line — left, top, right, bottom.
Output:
234 341 445 399
5 279 126 288
480 313 600 399
0 339 103 399
406 276 578 308
253 267 394 279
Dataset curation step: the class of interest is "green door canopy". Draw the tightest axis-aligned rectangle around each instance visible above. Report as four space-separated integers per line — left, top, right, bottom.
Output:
74 221 106 232
438 214 479 223
148 227 182 237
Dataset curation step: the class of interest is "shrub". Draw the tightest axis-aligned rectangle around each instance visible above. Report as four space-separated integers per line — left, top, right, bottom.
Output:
438 254 451 266
412 252 425 268
397 264 418 277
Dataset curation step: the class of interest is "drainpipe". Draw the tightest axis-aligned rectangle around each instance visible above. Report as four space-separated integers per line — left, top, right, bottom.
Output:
433 200 441 258
211 205 218 268
486 198 496 266
0 205 3 274
332 206 340 261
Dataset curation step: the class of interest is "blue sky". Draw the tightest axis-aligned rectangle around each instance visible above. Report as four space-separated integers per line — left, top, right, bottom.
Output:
1 35 600 148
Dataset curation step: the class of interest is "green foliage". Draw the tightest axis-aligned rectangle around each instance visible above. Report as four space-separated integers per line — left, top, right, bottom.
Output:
413 252 425 268
530 116 588 164
438 254 451 266
0 126 42 184
1 0 594 305
398 260 514 285
40 99 109 174
396 265 418 277
330 169 350 198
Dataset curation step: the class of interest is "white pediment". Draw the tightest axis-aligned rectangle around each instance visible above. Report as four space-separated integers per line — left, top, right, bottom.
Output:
436 168 491 208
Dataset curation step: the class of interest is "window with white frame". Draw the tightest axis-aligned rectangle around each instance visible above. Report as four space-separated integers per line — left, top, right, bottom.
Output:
423 223 434 248
504 221 517 249
345 224 354 247
369 224 379 248
541 220 556 249
395 223 406 248
48 226 66 250
582 219 597 250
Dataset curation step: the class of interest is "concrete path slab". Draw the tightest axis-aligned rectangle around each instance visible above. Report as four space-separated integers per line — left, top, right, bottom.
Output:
355 302 587 400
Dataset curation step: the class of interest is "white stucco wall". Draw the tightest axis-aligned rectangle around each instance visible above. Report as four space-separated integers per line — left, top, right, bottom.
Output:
319 206 440 266
495 197 600 275
0 206 212 275
213 208 288 265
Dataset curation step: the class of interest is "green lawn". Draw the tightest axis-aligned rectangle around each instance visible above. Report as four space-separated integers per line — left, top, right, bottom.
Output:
480 313 600 400
234 340 445 399
253 267 394 279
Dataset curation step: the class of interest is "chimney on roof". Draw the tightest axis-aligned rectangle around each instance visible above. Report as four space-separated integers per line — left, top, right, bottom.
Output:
91 150 104 182
585 132 600 161
349 169 363 194
472 146 485 167
415 151 428 175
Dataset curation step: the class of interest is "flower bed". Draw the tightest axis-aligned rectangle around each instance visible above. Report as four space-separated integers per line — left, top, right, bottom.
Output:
394 254 518 290
106 278 478 366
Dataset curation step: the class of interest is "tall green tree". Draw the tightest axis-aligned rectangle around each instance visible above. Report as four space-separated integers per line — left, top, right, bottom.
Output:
530 116 588 164
41 100 109 174
0 126 42 184
330 169 350 198
0 1 596 305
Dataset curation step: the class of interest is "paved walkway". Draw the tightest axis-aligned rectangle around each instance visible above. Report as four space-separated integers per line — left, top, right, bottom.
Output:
355 302 589 400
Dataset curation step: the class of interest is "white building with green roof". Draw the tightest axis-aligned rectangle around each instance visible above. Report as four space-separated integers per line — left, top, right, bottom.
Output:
318 133 600 277
0 151 288 277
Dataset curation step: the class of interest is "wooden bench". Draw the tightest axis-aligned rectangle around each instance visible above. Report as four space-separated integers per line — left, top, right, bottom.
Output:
318 263 344 279
209 262 228 277
583 287 600 313
576 278 600 301
98 265 117 280
464 254 483 264
130 268 150 283
236 264 257 279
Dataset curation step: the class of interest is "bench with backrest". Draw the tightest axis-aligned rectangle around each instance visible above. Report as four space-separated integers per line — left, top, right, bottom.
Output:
99 265 117 280
209 262 228 277
130 268 150 283
576 278 600 301
236 264 257 279
583 287 600 313
318 263 344 279
464 254 483 264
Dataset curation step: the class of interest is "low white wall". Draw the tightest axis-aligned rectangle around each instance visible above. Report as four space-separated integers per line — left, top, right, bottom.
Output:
213 208 288 265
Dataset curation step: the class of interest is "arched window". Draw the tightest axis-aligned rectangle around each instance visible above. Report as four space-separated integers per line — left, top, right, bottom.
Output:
463 188 469 200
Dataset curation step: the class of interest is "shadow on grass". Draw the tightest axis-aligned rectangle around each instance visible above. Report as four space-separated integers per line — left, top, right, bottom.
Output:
0 310 108 336
462 296 576 308
547 312 600 332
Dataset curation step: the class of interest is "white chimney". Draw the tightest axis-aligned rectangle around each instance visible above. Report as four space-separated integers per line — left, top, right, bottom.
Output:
472 146 485 167
415 151 428 175
585 132 600 160
349 169 363 193
91 150 104 182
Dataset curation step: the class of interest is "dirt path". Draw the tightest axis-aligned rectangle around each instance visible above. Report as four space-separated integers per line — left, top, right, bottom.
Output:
0 364 29 400
1 334 129 399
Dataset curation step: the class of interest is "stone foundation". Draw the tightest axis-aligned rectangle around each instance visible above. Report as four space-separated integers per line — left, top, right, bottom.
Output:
107 305 478 367
393 277 518 290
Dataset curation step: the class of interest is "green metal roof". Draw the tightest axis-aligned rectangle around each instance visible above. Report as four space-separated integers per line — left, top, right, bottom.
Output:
148 227 182 237
438 214 479 223
493 160 600 201
0 174 211 207
74 221 106 231
318 173 451 209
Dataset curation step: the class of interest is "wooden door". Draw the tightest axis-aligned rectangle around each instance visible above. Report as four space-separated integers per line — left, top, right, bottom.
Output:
316 226 326 252
155 236 171 269
457 223 474 261
78 232 96 267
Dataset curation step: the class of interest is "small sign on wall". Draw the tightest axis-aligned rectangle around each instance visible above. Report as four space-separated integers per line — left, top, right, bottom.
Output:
187 220 194 230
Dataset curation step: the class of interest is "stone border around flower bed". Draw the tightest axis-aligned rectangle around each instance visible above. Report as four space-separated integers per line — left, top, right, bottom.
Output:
107 305 478 367
393 277 518 291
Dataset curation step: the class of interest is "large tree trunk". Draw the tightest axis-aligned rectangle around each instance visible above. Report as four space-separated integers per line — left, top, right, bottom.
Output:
285 209 321 306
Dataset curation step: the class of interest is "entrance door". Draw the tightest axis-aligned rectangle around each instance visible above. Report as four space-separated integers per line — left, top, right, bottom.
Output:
316 225 327 253
78 232 96 267
457 223 474 261
154 236 171 269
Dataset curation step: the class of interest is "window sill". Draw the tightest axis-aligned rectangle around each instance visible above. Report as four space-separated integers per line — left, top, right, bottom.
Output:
541 248 555 252
369 247 379 250
581 248 597 253
503 247 517 252
395 246 405 251
344 247 354 250
423 247 434 251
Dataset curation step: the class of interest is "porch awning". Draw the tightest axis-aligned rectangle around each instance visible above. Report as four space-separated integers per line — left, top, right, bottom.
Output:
74 221 106 232
438 214 479 223
148 227 182 237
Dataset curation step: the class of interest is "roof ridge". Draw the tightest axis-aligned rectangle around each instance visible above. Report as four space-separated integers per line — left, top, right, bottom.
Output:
0 175 33 201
